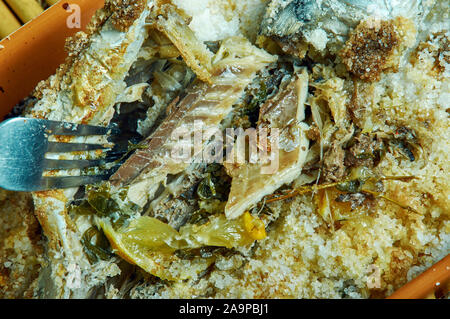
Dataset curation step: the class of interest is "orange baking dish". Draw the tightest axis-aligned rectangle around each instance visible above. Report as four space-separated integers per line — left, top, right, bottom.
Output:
0 0 448 299
0 0 104 120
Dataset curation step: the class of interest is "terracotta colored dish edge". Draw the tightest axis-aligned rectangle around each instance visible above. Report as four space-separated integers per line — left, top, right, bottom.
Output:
0 0 105 120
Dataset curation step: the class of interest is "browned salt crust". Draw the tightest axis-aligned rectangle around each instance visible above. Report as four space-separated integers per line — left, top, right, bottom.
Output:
105 0 147 32
340 18 400 82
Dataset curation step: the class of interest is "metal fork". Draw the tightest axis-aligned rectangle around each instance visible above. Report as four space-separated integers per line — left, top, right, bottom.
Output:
0 117 125 192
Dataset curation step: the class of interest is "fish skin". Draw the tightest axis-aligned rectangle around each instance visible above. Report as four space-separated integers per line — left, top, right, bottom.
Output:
261 0 319 38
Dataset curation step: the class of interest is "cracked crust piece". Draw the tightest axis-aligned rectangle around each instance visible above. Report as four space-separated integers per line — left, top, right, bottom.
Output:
33 0 147 103
105 0 147 32
155 5 214 83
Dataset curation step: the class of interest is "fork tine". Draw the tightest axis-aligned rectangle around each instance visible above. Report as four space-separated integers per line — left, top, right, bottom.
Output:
44 120 120 136
40 175 111 189
43 159 107 170
47 142 112 153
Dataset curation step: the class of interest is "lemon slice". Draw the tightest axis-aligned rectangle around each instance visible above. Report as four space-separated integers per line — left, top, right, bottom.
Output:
97 212 266 280
98 217 181 281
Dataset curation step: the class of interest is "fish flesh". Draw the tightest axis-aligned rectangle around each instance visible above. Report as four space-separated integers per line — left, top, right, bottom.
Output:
225 68 310 219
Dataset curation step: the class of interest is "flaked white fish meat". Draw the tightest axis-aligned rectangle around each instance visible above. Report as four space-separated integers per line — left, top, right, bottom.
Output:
225 69 310 219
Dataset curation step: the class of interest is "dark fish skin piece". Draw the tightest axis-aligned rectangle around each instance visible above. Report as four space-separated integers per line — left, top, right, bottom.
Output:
261 0 318 37
109 93 197 187
293 0 318 24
